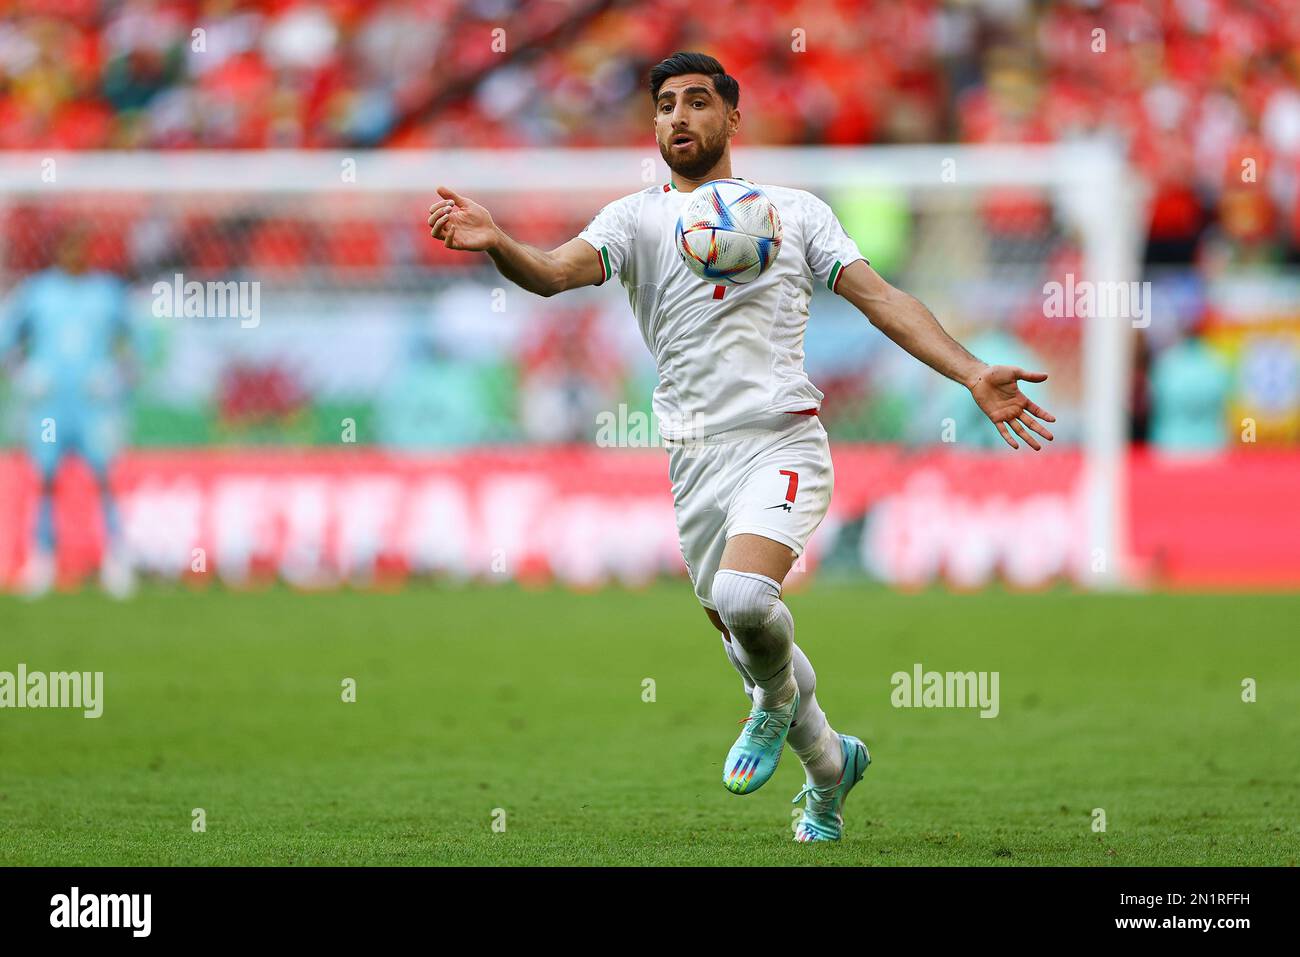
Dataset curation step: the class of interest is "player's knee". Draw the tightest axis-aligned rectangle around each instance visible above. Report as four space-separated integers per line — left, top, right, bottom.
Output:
712 569 780 635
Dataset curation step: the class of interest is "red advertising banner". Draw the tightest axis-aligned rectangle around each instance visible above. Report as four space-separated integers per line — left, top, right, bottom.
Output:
1128 448 1300 588
1 447 1297 591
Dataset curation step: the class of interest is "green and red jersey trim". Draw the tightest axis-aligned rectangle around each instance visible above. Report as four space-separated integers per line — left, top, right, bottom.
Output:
828 260 846 293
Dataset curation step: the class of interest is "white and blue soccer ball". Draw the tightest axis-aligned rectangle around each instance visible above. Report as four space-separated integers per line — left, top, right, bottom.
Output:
675 179 782 285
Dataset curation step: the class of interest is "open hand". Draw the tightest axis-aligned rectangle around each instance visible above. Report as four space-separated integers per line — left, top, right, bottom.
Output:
427 185 498 252
968 365 1057 451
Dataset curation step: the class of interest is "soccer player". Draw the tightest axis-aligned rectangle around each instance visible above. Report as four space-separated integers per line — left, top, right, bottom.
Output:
426 52 1055 842
0 226 137 599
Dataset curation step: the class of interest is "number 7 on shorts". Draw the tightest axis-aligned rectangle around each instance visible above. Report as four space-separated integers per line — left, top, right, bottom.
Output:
779 469 799 503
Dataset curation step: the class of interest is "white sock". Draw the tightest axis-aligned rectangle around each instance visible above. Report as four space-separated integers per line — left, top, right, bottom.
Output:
720 630 844 786
793 722 844 787
712 571 845 785
720 634 756 701
712 570 796 709
785 644 826 749
784 643 844 786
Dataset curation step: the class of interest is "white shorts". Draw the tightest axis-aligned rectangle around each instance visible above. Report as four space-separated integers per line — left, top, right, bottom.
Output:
665 411 834 610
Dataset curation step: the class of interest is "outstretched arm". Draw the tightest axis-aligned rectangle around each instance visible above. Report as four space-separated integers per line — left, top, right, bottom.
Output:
835 259 1056 451
427 186 603 297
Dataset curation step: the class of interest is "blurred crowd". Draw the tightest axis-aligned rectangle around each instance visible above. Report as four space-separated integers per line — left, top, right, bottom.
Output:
3 0 1300 453
4 0 1299 260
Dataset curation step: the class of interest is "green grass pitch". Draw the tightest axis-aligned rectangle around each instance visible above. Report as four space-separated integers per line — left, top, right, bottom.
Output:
1 582 1296 866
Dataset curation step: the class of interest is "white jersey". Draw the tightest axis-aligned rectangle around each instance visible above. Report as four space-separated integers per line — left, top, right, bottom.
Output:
577 180 867 440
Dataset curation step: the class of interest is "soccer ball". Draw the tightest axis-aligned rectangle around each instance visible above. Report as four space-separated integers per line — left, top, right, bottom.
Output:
675 179 782 285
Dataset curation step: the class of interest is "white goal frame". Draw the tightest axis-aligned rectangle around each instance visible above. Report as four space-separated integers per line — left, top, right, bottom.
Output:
0 143 1143 587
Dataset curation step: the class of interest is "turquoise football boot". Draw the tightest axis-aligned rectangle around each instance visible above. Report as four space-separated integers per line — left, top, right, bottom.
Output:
722 689 799 794
791 734 870 842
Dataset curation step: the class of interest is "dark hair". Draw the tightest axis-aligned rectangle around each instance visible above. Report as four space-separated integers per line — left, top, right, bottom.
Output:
648 52 739 110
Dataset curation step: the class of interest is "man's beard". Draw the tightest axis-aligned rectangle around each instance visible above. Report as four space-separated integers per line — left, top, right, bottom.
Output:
660 130 726 179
